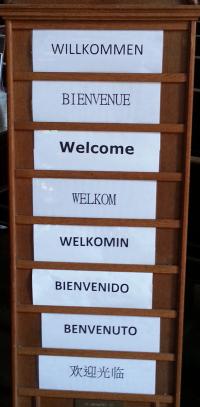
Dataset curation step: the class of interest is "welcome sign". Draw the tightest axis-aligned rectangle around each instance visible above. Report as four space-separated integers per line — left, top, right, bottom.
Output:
32 30 163 73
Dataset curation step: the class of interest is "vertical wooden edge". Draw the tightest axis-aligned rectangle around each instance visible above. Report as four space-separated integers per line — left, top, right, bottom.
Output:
6 19 17 407
35 396 41 407
175 21 196 407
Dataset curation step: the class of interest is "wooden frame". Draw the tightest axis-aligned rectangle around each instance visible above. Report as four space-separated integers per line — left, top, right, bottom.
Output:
1 2 199 407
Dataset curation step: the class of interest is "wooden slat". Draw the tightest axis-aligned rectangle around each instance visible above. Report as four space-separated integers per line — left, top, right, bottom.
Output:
15 216 181 229
14 121 185 133
14 72 187 83
17 260 179 274
0 4 199 21
18 346 176 362
12 21 189 30
15 169 183 181
17 305 177 318
18 388 174 404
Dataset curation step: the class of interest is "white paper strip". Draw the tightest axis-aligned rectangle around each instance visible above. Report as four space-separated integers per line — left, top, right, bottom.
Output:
32 179 157 219
41 314 160 352
33 225 156 265
39 355 156 394
32 81 161 124
32 269 153 309
33 30 163 73
34 131 161 172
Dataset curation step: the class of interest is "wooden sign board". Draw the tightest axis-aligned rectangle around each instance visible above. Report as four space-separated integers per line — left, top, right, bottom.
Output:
0 1 199 407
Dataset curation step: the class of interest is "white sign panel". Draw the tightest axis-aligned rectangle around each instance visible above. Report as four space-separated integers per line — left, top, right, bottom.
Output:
32 81 161 124
33 225 156 264
32 179 157 219
32 269 153 309
39 355 156 394
34 131 161 172
33 30 163 73
42 314 160 352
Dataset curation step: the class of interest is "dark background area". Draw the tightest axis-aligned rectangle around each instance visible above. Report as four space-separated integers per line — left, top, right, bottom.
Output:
0 6 200 407
181 21 200 407
0 9 10 407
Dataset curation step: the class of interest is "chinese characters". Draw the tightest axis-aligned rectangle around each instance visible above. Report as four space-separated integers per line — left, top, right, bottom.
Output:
70 364 125 380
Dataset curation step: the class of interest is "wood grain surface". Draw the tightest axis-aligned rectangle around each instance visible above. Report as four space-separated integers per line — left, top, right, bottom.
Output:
3 6 198 407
